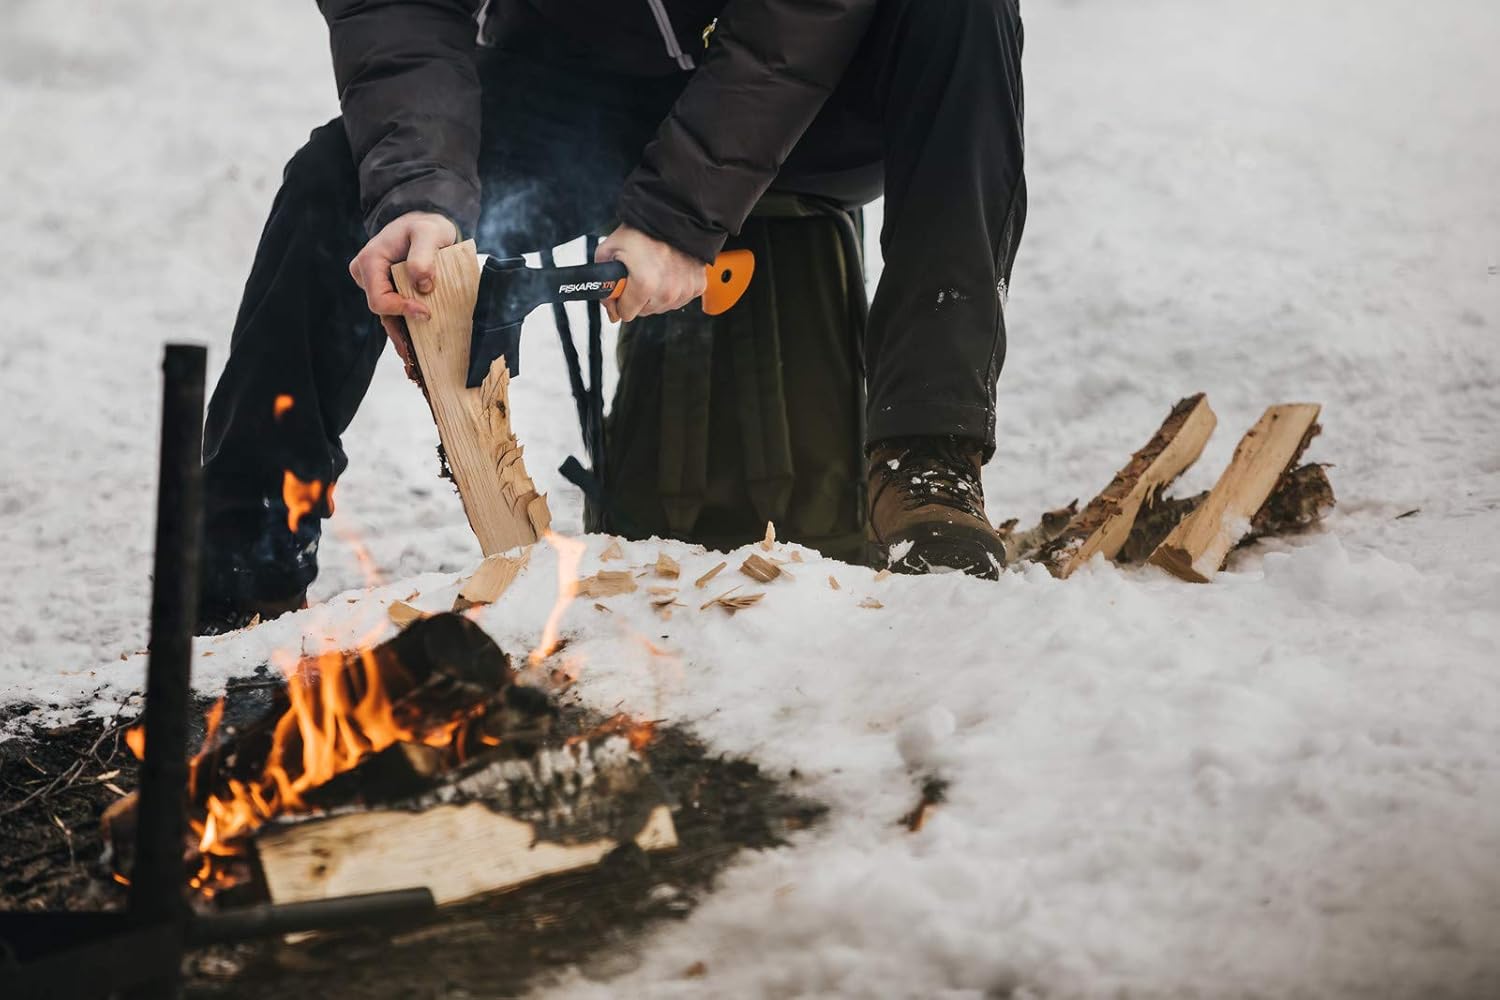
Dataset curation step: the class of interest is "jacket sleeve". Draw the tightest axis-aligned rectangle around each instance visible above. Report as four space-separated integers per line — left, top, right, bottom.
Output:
615 0 877 263
318 0 484 236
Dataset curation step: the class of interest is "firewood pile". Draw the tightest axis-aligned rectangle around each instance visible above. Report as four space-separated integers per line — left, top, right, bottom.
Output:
1000 394 1334 579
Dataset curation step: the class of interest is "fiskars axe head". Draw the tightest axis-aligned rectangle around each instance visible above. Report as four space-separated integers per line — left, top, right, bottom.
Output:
466 249 755 388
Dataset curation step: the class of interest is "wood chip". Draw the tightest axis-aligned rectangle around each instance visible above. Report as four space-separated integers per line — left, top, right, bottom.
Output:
740 553 782 583
103 782 129 798
761 521 776 550
699 586 766 615
858 597 884 609
654 552 681 579
873 568 892 582
694 561 727 589
647 585 677 597
388 600 428 627
651 596 685 619
790 550 804 563
828 576 841 590
599 539 624 561
577 570 639 598
593 603 612 613
452 549 531 611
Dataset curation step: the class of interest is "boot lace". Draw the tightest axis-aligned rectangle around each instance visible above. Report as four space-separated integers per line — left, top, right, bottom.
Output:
876 438 985 516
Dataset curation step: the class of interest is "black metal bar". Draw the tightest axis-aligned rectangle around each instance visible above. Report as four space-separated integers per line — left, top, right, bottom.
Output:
188 888 437 945
126 343 207 998
0 920 181 1000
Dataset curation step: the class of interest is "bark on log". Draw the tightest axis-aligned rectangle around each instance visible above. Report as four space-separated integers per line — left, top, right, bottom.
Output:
1037 394 1217 577
392 242 551 556
1149 404 1322 581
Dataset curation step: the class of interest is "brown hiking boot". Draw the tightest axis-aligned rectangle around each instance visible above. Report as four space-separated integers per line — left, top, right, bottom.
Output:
866 436 1007 580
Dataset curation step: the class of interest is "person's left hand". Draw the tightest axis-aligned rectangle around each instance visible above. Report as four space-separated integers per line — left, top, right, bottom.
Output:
595 224 707 323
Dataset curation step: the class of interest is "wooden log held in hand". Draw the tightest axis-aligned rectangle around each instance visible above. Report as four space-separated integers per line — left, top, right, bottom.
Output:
392 241 551 555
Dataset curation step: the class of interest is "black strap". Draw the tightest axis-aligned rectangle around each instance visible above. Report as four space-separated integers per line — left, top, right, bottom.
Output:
542 240 611 522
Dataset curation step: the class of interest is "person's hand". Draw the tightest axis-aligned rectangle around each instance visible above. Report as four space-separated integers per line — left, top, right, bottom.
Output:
348 211 460 377
595 224 707 323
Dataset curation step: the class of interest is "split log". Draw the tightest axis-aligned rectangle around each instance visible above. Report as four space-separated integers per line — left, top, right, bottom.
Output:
1116 463 1335 565
392 241 551 557
254 736 677 907
1149 404 1322 581
1037 394 1217 577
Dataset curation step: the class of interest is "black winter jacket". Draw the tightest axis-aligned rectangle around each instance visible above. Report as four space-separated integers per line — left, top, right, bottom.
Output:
319 0 877 262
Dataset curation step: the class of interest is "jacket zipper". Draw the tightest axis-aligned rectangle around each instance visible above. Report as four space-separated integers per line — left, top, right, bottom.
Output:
643 0 696 71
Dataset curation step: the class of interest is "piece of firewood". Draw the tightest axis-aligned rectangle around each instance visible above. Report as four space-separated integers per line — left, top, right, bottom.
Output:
699 587 764 614
255 738 677 907
392 242 551 557
693 562 727 589
576 570 638 598
739 554 781 583
1149 404 1322 581
453 549 531 611
1038 394 1217 577
1245 462 1335 542
387 600 428 628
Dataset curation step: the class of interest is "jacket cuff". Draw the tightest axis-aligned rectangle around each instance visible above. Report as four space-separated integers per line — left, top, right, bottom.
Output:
365 173 479 239
615 187 727 265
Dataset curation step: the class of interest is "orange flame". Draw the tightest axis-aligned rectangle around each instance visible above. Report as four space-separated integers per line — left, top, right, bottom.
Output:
273 394 295 419
529 532 587 666
283 471 325 534
124 725 145 760
190 630 469 860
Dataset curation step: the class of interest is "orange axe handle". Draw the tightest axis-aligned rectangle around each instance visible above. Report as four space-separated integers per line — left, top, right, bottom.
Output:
605 248 755 316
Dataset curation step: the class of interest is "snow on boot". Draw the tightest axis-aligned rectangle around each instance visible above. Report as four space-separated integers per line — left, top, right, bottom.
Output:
866 436 1006 580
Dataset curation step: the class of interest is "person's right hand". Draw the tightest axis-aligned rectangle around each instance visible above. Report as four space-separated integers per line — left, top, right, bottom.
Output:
348 211 460 378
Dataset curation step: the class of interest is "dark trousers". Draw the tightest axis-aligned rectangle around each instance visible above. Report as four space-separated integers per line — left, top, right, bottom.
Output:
201 0 1025 607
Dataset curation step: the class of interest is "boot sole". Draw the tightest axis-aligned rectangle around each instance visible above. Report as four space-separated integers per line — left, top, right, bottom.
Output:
868 522 1006 581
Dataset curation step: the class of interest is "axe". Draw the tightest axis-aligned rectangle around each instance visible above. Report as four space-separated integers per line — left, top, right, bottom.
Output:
466 250 755 387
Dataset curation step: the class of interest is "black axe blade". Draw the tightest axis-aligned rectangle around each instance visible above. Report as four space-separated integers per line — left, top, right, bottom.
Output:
466 250 754 388
467 256 627 387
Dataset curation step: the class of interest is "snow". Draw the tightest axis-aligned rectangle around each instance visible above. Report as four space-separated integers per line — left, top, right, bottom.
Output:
4 0 1500 996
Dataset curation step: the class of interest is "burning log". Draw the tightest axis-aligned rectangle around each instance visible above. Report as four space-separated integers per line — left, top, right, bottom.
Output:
107 613 682 916
1037 394 1217 577
253 736 677 907
392 241 551 556
1149 404 1323 581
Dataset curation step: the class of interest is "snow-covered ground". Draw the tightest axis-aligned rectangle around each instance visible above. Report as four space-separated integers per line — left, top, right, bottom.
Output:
4 0 1500 996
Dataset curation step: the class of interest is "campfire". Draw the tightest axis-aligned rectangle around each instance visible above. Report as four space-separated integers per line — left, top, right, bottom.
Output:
110 603 674 909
